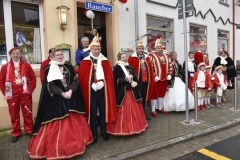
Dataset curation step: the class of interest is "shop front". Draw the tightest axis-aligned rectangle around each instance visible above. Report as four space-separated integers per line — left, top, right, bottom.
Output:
0 0 120 130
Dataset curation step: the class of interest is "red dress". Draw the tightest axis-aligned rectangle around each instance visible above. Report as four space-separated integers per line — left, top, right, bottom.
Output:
27 113 93 159
27 64 93 159
106 65 148 135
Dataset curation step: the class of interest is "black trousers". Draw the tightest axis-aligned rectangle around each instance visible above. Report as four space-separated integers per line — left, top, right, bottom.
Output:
140 82 148 113
90 88 106 137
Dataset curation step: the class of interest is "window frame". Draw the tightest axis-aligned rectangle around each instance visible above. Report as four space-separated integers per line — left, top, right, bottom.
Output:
217 29 229 54
189 23 207 52
2 0 44 69
146 14 174 52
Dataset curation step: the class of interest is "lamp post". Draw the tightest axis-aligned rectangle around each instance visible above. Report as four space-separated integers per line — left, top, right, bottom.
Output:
56 6 70 31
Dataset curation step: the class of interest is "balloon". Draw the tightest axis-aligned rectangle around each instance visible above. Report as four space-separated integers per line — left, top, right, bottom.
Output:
119 0 128 4
86 10 95 19
83 9 89 16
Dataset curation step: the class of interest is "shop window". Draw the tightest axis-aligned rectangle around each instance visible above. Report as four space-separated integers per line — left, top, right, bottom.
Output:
0 0 7 66
218 30 229 54
11 1 41 64
189 24 207 53
147 16 173 52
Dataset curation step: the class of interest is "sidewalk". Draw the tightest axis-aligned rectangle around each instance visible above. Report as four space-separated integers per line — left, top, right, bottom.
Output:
0 81 239 160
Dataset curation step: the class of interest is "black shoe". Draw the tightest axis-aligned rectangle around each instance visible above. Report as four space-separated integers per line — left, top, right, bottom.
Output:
11 136 19 143
93 135 98 143
146 116 151 120
101 133 109 142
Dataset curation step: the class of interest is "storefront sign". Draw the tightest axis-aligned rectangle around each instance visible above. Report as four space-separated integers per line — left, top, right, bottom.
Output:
85 1 113 13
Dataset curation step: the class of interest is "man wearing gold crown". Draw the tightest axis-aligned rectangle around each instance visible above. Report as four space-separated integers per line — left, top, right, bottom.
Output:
0 47 36 143
79 35 117 143
128 38 157 120
194 39 209 65
148 38 173 117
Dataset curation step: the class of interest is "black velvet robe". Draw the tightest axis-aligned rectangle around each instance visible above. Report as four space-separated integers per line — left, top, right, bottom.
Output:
113 65 142 107
182 60 198 83
168 60 183 88
212 56 237 80
32 63 85 135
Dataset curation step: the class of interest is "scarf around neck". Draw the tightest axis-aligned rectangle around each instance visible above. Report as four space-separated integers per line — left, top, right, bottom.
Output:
220 56 228 65
4 59 27 100
115 61 129 77
90 52 105 80
188 58 195 72
47 59 65 82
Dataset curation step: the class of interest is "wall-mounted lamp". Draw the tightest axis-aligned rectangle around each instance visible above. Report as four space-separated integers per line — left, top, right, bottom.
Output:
56 6 70 31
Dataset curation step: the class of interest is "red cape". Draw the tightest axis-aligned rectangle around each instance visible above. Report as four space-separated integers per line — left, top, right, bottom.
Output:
194 51 209 65
78 56 117 123
40 57 51 84
128 53 157 101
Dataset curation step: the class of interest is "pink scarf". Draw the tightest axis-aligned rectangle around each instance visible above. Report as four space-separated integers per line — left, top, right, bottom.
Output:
4 60 28 100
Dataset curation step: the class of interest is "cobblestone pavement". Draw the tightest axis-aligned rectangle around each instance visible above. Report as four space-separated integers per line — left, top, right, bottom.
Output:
0 81 239 160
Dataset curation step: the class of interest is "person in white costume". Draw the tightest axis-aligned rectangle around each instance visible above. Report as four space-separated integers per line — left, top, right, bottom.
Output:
163 51 194 112
213 66 227 107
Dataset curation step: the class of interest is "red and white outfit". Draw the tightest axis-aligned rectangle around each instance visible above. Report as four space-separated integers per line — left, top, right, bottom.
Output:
214 67 227 106
204 66 214 108
149 51 173 114
0 59 36 136
192 63 212 110
194 50 210 66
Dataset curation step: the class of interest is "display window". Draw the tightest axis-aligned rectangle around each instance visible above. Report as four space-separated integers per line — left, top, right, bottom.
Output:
189 24 207 52
0 0 7 66
218 30 229 54
0 0 43 68
147 15 173 52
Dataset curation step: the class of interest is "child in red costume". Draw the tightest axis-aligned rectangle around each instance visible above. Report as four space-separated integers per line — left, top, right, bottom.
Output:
192 62 212 110
213 66 227 107
204 65 215 108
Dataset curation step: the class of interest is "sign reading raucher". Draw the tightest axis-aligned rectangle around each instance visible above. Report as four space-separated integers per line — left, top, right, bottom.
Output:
85 1 113 13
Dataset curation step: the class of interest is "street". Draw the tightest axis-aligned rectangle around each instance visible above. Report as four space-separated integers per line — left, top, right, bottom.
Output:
133 124 240 160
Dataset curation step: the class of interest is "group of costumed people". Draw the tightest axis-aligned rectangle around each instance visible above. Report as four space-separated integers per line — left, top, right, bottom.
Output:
0 33 237 159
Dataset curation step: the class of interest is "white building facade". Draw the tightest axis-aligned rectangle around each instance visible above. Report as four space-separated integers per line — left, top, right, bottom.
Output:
119 0 240 65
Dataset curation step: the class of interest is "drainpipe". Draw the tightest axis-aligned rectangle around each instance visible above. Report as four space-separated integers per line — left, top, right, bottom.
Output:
134 0 139 44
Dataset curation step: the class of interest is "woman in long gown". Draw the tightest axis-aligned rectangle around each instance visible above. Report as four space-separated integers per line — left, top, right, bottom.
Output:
106 52 148 136
163 51 194 112
27 47 93 159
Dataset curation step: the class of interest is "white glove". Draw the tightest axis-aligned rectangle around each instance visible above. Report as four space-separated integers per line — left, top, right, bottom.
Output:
208 88 212 91
211 77 215 80
167 75 172 80
190 73 194 77
91 83 98 92
154 76 160 82
96 81 104 90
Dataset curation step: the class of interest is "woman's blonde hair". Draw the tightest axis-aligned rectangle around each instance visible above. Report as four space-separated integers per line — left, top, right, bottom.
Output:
169 51 177 58
52 47 62 56
117 52 126 60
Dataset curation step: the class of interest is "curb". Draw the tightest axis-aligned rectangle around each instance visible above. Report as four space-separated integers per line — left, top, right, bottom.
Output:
105 117 240 160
